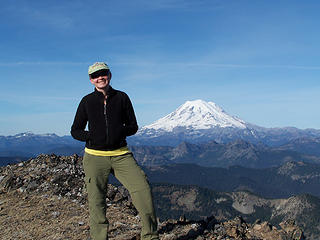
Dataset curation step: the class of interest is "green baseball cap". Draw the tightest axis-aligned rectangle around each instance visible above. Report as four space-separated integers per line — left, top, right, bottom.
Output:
88 62 110 75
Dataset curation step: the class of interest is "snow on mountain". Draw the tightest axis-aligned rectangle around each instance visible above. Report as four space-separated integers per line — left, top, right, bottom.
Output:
140 99 246 132
12 132 58 138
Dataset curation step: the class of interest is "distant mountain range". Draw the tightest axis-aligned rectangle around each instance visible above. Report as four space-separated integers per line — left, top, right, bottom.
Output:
1 99 320 168
2 135 320 169
0 132 83 159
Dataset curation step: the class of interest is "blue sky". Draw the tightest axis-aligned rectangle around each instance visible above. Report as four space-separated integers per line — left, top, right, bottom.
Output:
0 0 319 136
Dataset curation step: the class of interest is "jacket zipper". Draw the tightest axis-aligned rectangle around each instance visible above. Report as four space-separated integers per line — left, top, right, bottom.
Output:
104 103 109 145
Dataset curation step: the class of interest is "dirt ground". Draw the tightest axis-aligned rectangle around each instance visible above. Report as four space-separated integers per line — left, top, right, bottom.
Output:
0 191 141 240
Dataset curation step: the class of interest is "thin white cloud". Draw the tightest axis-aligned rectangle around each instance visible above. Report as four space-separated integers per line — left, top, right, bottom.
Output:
0 61 90 66
138 0 197 10
114 61 320 70
0 94 78 102
133 0 222 11
1 61 320 70
175 63 320 70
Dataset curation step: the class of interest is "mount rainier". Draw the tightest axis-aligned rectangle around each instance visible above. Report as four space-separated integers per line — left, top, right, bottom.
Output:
141 99 246 131
129 99 320 146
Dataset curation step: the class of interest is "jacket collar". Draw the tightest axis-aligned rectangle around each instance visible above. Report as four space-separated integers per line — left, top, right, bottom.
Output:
94 86 116 97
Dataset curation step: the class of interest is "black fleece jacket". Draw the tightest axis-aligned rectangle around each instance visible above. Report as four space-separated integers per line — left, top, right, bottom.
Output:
71 87 138 150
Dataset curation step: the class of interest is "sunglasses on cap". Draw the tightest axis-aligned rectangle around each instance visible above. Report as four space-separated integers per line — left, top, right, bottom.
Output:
90 69 110 79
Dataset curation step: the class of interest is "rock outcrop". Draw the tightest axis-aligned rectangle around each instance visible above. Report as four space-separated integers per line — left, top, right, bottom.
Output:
0 154 305 239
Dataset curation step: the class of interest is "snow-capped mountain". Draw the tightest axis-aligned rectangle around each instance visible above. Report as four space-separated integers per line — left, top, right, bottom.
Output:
129 99 320 146
141 99 246 132
131 99 252 145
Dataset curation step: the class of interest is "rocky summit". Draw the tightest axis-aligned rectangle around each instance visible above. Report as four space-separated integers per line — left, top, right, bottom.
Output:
0 154 304 240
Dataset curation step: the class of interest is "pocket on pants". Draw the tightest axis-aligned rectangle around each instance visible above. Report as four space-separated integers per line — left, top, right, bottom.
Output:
84 176 91 183
83 176 91 194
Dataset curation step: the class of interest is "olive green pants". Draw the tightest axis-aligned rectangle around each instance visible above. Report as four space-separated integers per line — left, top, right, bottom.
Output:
83 152 159 240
